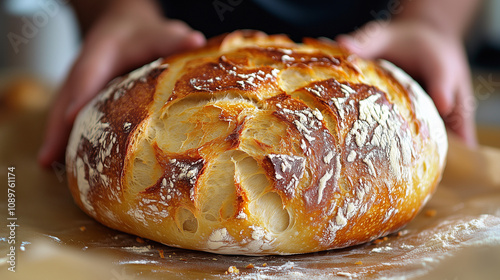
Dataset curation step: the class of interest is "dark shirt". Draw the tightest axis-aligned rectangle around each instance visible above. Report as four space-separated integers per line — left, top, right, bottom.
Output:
159 0 390 42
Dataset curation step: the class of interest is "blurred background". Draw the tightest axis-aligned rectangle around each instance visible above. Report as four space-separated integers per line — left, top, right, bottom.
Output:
0 0 499 143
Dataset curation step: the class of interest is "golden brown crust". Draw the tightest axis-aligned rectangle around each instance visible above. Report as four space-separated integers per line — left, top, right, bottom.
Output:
66 30 447 255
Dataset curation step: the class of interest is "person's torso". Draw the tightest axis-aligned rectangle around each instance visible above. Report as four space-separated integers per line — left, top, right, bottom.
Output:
159 0 390 41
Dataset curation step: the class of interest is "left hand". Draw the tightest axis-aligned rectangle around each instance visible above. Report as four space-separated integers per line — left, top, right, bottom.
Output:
335 20 477 147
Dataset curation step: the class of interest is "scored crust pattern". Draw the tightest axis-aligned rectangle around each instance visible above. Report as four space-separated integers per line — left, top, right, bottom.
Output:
66 31 447 255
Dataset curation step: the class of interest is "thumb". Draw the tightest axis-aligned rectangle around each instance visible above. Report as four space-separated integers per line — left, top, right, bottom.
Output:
336 21 393 59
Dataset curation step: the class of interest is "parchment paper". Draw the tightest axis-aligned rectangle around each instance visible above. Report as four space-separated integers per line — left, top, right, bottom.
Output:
1 107 500 280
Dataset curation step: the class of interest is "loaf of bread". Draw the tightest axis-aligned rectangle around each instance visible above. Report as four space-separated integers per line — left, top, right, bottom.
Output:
66 30 447 255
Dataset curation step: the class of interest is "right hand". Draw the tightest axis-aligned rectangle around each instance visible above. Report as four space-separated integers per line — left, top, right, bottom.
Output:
336 20 477 147
38 0 206 168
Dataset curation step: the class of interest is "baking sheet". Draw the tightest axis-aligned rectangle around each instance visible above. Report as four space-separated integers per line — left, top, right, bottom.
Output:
1 108 500 280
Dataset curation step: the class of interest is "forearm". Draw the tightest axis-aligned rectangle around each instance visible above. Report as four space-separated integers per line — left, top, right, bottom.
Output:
397 0 482 38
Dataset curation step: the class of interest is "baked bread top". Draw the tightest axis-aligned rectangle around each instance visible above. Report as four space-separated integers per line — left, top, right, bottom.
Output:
66 30 447 255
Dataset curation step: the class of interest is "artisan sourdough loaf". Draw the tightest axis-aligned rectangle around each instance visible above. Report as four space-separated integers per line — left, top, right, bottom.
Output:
66 30 447 255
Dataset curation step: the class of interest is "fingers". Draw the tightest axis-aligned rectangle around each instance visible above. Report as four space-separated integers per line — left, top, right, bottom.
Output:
336 21 393 59
64 42 118 124
153 20 206 54
417 36 477 147
414 33 456 117
447 96 478 148
337 22 454 115
183 31 206 48
443 68 478 148
37 83 74 168
38 41 116 168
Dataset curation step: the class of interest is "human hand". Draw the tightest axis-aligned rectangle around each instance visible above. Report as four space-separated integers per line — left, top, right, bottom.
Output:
335 20 477 147
38 0 206 168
